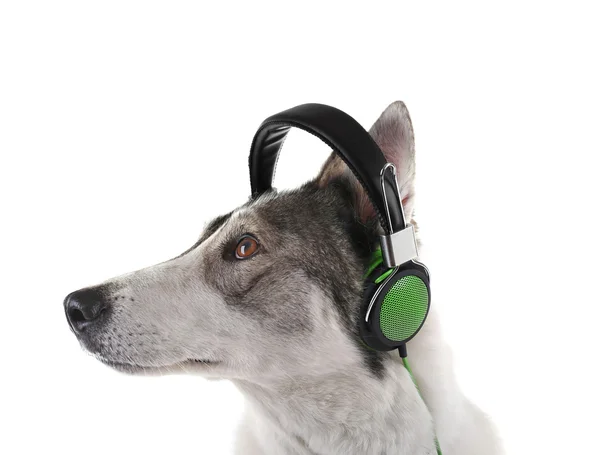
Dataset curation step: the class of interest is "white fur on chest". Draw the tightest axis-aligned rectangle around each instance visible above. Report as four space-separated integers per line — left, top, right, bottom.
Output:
236 372 437 455
233 308 502 455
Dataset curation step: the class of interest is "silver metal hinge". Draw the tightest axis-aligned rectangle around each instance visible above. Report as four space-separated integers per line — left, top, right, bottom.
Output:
380 224 418 268
379 162 418 267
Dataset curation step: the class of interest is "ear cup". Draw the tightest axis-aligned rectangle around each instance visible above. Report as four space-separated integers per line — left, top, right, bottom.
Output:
377 274 429 342
360 262 431 351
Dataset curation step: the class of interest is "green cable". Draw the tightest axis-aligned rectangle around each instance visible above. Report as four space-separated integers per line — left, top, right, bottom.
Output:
367 248 442 455
401 356 443 455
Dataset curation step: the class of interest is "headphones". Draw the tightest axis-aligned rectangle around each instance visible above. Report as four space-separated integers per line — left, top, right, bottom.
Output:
248 103 431 358
248 103 441 454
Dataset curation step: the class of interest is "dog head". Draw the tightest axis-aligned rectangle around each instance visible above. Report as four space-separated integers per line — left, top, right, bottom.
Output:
64 101 418 381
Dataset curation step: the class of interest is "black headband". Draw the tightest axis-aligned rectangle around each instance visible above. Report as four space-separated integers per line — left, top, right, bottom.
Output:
248 103 406 235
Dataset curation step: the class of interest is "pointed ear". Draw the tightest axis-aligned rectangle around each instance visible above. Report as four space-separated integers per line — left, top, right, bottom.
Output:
316 101 417 224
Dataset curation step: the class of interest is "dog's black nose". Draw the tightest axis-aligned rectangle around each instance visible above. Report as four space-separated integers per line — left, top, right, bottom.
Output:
64 288 109 334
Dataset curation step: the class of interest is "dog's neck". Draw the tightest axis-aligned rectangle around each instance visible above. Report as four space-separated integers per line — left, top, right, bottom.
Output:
234 353 437 455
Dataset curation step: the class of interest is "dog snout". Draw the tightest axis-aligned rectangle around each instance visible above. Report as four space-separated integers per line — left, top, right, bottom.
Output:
64 287 109 334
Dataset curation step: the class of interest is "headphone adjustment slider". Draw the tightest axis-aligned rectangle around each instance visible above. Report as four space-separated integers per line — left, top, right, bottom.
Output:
380 224 419 268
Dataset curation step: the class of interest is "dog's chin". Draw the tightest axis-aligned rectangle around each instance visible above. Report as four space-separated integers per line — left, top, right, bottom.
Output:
97 356 221 377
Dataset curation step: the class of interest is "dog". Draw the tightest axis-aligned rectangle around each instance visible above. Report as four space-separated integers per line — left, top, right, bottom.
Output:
64 101 502 455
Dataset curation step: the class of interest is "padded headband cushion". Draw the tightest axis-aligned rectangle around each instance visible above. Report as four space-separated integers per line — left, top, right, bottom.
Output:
248 103 406 234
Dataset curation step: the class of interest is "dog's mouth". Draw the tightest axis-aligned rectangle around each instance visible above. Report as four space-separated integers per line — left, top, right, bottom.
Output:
78 334 222 375
190 359 214 365
97 356 220 375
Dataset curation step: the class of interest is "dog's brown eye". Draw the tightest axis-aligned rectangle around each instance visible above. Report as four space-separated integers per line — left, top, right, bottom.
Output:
235 236 259 259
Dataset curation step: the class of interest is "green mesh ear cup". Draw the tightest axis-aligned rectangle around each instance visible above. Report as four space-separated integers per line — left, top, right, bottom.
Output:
379 275 429 342
360 248 431 351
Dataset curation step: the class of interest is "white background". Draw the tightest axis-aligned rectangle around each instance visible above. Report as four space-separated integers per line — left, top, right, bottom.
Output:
1 1 599 454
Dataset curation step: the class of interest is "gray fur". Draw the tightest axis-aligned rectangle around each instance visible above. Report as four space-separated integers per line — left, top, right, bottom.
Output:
66 101 503 454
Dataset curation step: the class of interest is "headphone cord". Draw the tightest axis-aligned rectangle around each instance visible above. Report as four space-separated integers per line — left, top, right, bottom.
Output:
399 349 443 455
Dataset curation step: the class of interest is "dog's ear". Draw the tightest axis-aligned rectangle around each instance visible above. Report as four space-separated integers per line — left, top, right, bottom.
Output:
316 101 416 224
